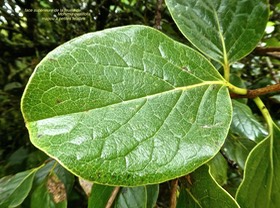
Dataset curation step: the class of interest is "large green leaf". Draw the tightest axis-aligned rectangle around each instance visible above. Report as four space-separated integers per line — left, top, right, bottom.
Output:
184 165 240 208
166 0 269 64
0 168 39 207
236 123 280 208
21 25 232 186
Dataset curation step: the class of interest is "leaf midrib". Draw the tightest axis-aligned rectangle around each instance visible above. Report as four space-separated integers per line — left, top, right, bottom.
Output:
28 80 225 123
213 9 228 66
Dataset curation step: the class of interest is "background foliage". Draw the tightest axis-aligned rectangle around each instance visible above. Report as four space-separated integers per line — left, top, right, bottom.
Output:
0 0 280 207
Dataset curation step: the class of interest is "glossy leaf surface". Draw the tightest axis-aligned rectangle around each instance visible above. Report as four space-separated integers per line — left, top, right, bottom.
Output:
208 153 228 186
166 0 269 64
231 100 267 142
236 123 280 208
222 136 255 170
114 186 146 208
21 25 232 186
146 184 159 208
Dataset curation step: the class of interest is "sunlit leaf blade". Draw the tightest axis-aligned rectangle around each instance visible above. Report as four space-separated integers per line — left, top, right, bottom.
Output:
21 25 232 186
166 0 269 64
231 100 268 142
88 184 115 208
236 123 280 208
0 168 38 208
185 165 240 208
114 186 146 208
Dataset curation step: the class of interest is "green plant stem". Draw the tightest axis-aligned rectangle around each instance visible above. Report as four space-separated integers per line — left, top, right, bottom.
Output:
225 82 247 95
253 97 273 133
223 63 230 82
253 97 274 204
215 9 230 82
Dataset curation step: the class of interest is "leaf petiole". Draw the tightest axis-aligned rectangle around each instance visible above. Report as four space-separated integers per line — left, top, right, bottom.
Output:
253 97 273 134
223 62 230 82
225 82 247 95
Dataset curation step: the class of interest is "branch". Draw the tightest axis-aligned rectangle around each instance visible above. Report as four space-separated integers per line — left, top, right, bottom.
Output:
230 83 280 99
254 47 280 53
154 0 163 30
253 47 280 59
105 186 120 208
170 179 178 208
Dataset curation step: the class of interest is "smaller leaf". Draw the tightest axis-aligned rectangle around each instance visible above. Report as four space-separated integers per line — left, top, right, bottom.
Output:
47 173 67 204
34 160 74 195
208 152 228 186
236 123 280 208
270 94 280 104
31 174 67 208
166 0 269 63
52 163 75 195
6 147 28 166
31 162 70 208
88 184 115 208
222 135 255 170
4 82 22 91
34 160 57 185
0 168 39 208
184 165 240 208
146 184 159 208
177 188 188 208
114 186 147 208
26 150 48 168
231 100 268 142
88 184 159 208
31 180 51 208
